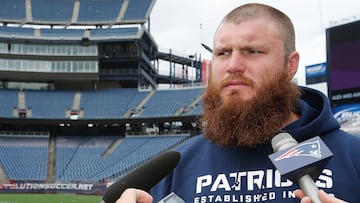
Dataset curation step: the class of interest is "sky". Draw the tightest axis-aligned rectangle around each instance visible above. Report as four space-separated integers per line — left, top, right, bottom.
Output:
149 0 360 86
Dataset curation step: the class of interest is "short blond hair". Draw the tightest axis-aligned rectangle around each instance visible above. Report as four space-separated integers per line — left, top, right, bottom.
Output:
219 3 296 61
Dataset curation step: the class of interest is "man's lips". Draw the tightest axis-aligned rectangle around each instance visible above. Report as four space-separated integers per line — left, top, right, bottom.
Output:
223 80 250 90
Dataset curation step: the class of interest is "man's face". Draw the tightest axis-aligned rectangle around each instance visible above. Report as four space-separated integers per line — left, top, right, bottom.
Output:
211 18 289 103
201 18 300 148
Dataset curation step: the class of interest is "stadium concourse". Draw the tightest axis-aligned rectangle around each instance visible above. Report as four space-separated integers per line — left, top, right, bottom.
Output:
0 0 206 195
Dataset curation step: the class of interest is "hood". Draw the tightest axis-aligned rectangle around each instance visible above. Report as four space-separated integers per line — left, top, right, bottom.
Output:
284 86 340 142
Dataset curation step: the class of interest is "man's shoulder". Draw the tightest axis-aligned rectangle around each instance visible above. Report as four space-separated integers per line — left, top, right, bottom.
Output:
174 134 212 152
324 130 360 151
330 130 360 141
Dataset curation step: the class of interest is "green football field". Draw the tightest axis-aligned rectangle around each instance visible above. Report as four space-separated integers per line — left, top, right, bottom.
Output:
0 193 102 203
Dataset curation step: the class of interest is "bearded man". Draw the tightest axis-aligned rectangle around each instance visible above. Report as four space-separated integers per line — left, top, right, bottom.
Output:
116 3 359 203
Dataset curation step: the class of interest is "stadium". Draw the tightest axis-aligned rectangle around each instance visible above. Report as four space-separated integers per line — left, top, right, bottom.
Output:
0 0 208 202
1 0 360 202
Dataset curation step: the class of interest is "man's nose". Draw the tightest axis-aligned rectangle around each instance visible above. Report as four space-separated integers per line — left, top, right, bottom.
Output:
226 51 245 73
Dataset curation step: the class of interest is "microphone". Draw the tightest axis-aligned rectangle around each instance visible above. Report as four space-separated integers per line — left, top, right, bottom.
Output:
268 132 333 203
102 150 181 203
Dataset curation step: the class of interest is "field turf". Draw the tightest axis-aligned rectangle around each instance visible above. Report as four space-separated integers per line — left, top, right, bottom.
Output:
0 193 102 203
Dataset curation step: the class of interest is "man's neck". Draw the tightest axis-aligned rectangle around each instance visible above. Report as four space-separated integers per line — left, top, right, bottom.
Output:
283 112 300 128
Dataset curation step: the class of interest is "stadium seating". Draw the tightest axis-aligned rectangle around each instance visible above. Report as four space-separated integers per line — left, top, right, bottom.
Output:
0 135 49 180
0 26 142 41
89 27 139 39
183 103 203 116
0 0 155 25
139 88 203 118
0 26 34 37
56 134 118 181
93 135 189 181
40 28 85 38
25 90 74 119
122 0 153 21
80 88 147 119
0 88 203 119
31 0 74 22
78 0 124 23
0 89 18 118
56 134 189 181
0 0 25 21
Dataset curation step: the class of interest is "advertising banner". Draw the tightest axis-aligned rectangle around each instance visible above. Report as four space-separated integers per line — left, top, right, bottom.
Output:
0 180 106 195
332 103 360 135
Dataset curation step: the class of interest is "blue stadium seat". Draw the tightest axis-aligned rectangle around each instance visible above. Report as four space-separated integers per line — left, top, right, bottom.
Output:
31 0 74 22
0 0 26 21
183 103 203 116
0 26 34 37
140 88 203 118
0 89 18 118
122 0 153 22
0 88 203 119
80 88 146 119
90 27 139 38
40 28 84 39
78 0 124 23
55 134 189 181
25 90 74 119
0 136 49 180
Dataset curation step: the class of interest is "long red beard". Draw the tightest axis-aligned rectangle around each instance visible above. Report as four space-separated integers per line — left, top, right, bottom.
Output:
201 71 300 148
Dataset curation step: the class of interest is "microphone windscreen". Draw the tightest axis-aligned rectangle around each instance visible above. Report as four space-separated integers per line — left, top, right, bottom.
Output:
271 132 298 152
102 150 181 203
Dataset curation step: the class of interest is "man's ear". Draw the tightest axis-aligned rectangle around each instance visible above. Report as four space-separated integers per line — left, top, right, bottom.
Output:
287 51 299 79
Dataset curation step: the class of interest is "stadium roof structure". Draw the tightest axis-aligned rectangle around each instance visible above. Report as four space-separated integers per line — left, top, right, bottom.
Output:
0 25 150 43
0 0 156 26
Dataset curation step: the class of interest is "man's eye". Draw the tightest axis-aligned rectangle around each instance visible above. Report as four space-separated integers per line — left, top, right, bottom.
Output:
248 50 263 54
217 51 230 56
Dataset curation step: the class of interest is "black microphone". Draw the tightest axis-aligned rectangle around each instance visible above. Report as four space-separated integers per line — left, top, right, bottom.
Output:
269 132 333 203
101 150 181 203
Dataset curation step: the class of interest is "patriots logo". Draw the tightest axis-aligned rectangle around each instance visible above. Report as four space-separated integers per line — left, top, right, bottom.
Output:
274 141 322 161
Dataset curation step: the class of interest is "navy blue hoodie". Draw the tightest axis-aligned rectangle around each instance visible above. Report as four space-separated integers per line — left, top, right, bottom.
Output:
151 86 360 203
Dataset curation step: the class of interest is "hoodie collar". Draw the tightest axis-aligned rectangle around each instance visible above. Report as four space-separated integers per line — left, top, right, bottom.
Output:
283 86 340 142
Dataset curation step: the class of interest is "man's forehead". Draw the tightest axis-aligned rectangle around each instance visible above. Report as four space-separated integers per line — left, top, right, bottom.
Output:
214 20 280 44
